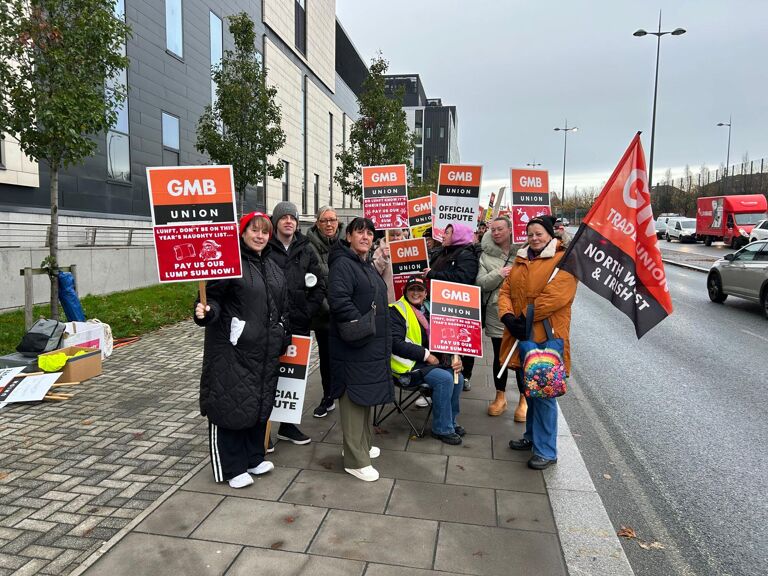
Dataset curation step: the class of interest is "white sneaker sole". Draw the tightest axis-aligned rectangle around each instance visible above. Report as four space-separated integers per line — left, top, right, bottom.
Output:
247 461 274 475
227 473 254 488
344 466 379 482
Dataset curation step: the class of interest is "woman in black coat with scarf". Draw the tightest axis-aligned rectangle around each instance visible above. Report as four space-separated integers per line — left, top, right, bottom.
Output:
194 212 291 489
328 217 393 482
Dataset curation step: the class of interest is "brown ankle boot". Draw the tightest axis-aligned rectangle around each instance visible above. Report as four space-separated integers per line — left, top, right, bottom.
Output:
513 394 527 422
488 390 508 416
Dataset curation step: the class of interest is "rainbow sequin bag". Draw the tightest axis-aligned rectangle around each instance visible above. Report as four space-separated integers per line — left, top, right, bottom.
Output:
518 305 567 399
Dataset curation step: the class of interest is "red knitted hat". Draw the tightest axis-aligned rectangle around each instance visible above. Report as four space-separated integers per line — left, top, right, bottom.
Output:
239 211 270 235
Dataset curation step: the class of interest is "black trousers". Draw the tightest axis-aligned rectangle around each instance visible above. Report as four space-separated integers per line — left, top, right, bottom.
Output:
462 355 475 379
315 326 331 401
209 419 268 482
491 337 510 392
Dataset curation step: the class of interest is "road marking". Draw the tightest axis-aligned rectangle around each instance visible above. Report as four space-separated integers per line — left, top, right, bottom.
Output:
741 329 768 343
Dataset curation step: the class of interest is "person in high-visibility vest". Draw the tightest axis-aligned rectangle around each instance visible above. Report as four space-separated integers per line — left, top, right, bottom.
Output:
390 275 465 445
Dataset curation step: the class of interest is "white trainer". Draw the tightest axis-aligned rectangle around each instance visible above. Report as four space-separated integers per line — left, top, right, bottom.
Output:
415 396 431 408
247 461 275 475
344 465 379 482
227 472 254 489
341 446 380 459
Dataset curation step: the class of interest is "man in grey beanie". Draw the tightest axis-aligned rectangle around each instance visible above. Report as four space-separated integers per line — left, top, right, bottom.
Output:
266 201 326 446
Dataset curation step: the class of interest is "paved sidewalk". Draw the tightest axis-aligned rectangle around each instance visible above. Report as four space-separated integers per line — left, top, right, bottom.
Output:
1 322 633 576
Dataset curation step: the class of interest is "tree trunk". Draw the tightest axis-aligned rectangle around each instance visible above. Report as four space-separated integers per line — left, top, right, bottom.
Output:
49 165 59 321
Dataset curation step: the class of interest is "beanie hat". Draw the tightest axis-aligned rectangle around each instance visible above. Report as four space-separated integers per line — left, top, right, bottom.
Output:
527 215 556 238
239 211 270 235
271 201 299 226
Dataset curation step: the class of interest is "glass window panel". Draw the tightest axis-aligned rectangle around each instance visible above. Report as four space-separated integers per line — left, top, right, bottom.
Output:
166 0 183 57
162 112 180 150
107 131 130 182
113 0 125 19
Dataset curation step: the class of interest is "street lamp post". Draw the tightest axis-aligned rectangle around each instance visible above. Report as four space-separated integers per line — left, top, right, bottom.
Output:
717 115 732 193
634 12 686 192
554 120 577 216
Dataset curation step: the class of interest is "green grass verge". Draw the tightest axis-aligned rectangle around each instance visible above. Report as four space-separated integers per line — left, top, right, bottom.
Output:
0 282 197 356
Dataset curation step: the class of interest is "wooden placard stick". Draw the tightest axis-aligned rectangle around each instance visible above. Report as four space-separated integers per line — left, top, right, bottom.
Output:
51 381 81 387
264 420 272 453
453 354 460 385
199 281 207 308
18 372 44 378
44 394 72 401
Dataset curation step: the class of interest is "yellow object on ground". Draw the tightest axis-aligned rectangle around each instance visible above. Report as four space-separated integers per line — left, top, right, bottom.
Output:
38 350 87 372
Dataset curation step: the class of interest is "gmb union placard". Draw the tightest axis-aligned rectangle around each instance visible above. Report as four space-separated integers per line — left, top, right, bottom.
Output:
435 164 482 235
510 168 552 244
362 164 409 230
428 280 483 358
271 335 312 424
408 196 432 238
147 165 242 283
389 238 429 301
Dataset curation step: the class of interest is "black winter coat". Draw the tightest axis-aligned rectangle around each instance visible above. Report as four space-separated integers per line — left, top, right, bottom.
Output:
306 225 341 329
328 241 394 406
195 243 290 430
427 243 481 285
267 231 326 336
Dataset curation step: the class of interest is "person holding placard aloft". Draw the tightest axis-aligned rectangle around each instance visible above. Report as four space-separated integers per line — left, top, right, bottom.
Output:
423 221 481 390
194 212 291 488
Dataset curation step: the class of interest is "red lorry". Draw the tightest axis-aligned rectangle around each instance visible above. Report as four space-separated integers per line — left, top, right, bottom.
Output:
696 194 768 248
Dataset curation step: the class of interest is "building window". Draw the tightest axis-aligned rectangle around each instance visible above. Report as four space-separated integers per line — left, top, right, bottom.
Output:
282 161 290 201
166 0 183 58
107 0 130 182
313 174 319 215
0 136 5 169
162 112 180 166
414 152 422 174
295 0 306 56
440 126 445 138
209 12 223 104
425 126 431 139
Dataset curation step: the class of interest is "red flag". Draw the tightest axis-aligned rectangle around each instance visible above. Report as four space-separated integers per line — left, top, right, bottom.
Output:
559 133 672 338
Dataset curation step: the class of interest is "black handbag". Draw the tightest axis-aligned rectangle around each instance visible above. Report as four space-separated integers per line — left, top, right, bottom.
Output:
337 275 378 343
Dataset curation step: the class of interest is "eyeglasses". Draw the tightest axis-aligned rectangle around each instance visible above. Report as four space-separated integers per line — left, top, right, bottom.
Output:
318 218 338 224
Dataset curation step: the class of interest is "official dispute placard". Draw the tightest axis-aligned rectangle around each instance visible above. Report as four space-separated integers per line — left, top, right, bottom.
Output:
435 164 482 237
408 196 432 238
147 165 242 283
389 238 429 301
428 280 483 357
271 335 312 424
362 164 408 230
510 168 551 243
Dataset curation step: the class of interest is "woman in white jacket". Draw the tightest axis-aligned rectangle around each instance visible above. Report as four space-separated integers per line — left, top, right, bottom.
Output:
476 216 526 420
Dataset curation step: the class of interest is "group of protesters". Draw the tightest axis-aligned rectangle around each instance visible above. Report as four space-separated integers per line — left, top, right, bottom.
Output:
194 201 577 488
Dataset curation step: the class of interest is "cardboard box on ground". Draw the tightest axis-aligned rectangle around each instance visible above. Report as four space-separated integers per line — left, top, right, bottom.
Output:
38 346 102 383
62 321 111 359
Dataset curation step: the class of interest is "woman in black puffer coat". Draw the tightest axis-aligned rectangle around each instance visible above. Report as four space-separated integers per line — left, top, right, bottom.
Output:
194 212 290 489
328 217 393 482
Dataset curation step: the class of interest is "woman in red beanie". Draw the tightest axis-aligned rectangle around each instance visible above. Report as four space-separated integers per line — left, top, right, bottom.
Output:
194 212 291 489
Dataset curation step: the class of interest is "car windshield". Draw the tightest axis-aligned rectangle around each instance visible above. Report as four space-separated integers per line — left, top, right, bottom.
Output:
734 212 766 225
681 220 696 229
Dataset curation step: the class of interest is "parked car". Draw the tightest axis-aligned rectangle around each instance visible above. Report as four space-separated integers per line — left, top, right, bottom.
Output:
654 213 681 238
749 219 768 243
665 218 697 242
707 240 768 318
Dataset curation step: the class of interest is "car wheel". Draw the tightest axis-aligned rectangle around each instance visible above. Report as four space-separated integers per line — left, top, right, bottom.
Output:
730 237 739 249
707 272 727 303
704 236 712 246
761 286 768 320
665 233 670 242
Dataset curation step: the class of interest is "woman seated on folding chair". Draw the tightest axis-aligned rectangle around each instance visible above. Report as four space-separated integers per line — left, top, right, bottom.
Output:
390 275 466 445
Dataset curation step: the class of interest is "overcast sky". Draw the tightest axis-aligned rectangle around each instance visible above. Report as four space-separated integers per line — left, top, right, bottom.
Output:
336 0 768 203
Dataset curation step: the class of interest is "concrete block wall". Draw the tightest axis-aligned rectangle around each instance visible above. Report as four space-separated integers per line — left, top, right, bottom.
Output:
0 246 158 311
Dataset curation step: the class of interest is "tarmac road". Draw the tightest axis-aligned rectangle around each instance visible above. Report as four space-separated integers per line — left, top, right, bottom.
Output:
559 264 768 576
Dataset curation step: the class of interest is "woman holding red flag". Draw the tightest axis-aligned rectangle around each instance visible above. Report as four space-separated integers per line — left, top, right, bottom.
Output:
498 215 577 470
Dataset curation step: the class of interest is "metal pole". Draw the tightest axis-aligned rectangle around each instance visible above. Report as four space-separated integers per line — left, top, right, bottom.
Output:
648 12 662 192
561 119 568 207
